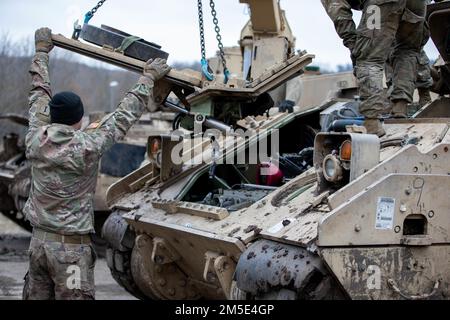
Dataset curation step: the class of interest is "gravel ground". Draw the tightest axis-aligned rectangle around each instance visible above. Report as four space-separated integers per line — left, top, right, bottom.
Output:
0 213 136 300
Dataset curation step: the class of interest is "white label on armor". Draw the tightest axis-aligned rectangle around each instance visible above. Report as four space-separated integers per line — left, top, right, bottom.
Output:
267 218 296 234
375 197 396 230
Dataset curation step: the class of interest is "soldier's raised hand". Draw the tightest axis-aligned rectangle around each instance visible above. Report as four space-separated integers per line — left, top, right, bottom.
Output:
35 27 54 53
143 58 171 81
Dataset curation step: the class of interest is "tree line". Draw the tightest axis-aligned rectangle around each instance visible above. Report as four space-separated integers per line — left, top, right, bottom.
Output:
0 33 152 139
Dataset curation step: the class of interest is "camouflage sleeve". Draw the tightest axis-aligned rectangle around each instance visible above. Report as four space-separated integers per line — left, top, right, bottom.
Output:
321 0 357 52
83 76 153 156
26 52 52 146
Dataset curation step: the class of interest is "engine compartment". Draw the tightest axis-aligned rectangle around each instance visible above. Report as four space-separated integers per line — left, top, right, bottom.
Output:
180 117 318 211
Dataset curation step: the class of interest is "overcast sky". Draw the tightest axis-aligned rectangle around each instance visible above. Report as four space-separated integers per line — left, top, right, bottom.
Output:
0 0 439 70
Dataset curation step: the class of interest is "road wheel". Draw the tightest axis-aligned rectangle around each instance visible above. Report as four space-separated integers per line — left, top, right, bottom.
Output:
105 246 146 300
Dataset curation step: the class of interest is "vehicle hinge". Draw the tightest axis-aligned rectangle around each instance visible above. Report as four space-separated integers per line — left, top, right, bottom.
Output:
151 237 181 265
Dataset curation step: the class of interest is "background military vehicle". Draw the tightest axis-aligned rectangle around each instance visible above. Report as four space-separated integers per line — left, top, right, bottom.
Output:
0 112 172 235
96 1 450 300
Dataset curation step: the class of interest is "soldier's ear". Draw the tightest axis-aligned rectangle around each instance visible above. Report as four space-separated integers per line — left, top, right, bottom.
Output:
72 119 83 131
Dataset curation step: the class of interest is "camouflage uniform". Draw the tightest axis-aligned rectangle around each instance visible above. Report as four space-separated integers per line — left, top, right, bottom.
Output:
386 0 434 106
322 0 431 119
386 51 433 108
353 0 427 119
23 51 153 300
23 235 96 300
321 0 360 63
387 50 433 89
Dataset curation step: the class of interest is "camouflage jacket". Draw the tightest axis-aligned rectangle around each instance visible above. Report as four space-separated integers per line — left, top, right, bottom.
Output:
321 0 432 53
321 0 358 52
24 52 153 235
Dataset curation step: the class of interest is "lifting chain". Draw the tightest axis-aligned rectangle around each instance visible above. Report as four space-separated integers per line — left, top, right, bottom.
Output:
73 0 107 39
198 0 207 62
84 0 107 24
197 0 230 83
209 0 230 83
197 0 214 81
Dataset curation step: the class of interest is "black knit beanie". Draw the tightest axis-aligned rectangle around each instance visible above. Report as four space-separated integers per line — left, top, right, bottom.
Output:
49 92 84 126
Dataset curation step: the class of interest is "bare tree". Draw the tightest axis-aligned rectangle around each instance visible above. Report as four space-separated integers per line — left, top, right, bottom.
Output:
0 36 137 138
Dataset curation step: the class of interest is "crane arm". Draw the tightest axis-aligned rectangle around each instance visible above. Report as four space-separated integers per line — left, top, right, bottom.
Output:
239 0 282 33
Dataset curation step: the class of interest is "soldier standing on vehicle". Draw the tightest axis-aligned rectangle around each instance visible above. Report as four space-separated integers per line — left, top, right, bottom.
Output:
22 27 171 300
386 50 434 108
386 0 435 109
322 0 430 136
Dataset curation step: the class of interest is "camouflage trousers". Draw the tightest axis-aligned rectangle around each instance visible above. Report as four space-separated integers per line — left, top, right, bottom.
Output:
354 0 426 119
386 49 433 90
23 232 96 300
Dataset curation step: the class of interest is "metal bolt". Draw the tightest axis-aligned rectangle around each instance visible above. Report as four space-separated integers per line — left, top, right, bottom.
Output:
168 288 176 296
395 226 401 233
400 204 407 213
354 225 362 232
413 167 419 173
433 154 438 160
158 279 167 287
428 211 435 218
405 188 412 196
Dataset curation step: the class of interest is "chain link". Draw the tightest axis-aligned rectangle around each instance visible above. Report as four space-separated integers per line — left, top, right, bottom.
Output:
197 0 229 82
209 0 229 75
197 0 207 60
86 0 107 20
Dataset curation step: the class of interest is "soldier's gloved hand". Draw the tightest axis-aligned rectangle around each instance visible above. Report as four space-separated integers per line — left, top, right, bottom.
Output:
35 27 54 53
143 58 171 81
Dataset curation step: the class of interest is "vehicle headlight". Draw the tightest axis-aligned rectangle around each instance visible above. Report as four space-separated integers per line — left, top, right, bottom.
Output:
323 154 344 183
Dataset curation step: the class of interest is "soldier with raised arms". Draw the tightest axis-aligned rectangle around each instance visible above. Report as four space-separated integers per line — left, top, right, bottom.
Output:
22 27 171 300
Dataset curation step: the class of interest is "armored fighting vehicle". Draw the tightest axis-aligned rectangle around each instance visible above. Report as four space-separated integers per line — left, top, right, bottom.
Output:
97 1 450 300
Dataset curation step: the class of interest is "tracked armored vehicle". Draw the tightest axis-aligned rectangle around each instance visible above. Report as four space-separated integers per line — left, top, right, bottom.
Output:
99 2 450 300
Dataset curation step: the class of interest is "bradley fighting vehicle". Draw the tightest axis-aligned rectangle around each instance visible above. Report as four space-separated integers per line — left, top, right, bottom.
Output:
100 1 450 300
0 0 356 236
37 0 450 299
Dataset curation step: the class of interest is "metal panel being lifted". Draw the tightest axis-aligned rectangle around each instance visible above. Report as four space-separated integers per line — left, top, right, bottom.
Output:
80 24 169 61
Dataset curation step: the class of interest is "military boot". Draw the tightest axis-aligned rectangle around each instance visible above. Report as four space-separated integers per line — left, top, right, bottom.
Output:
418 88 432 107
391 100 408 119
363 119 386 137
